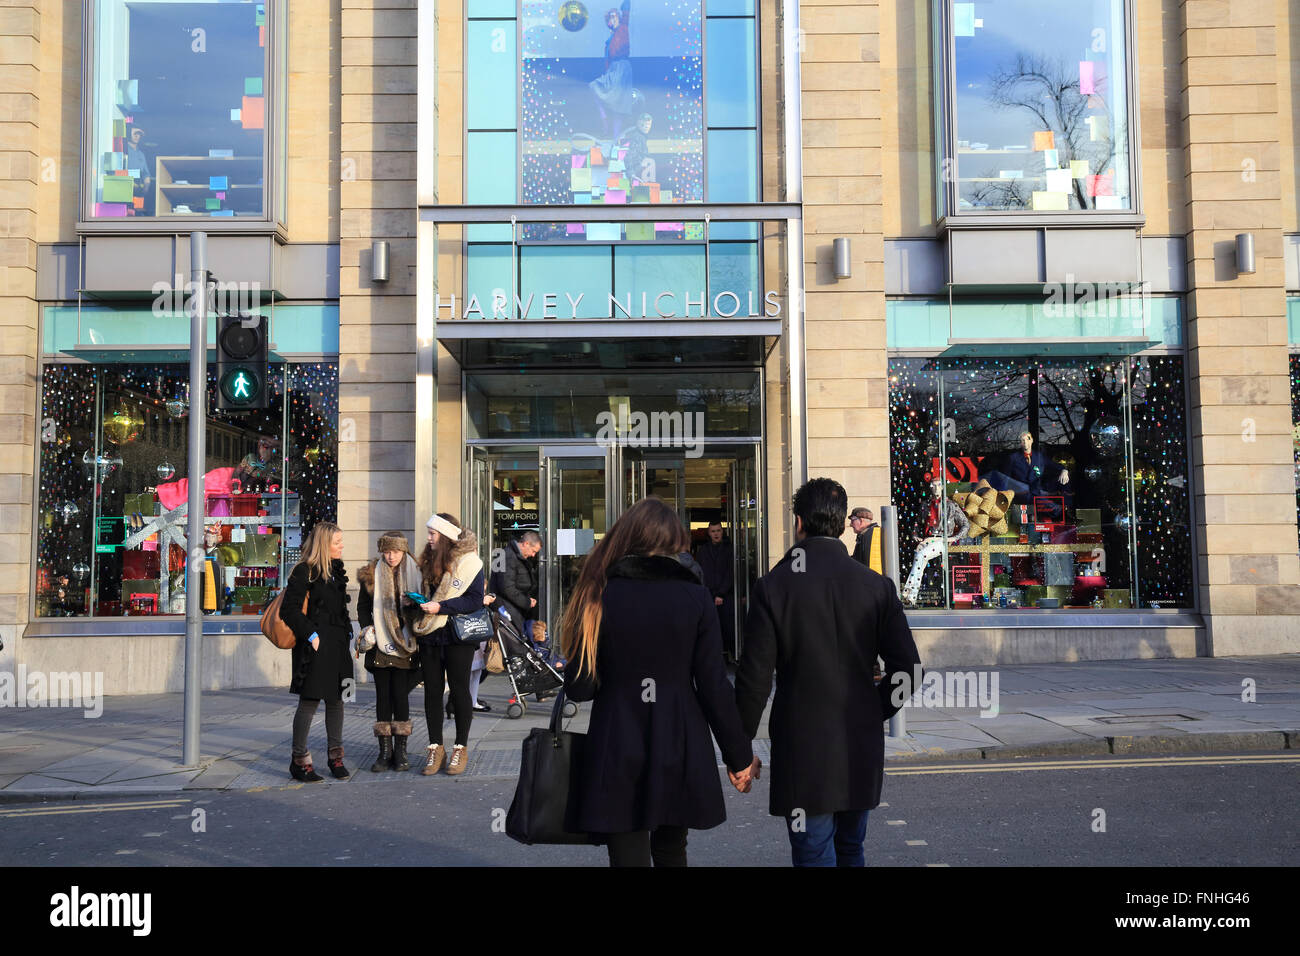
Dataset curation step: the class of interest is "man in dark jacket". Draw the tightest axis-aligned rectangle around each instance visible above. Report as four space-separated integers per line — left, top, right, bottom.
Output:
693 521 735 659
735 477 921 867
491 530 541 637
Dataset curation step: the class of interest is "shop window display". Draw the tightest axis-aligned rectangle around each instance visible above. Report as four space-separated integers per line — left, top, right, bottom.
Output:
889 356 1192 610
36 362 337 618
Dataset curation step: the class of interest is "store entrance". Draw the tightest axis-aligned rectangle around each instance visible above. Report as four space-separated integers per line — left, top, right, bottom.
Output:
465 443 762 659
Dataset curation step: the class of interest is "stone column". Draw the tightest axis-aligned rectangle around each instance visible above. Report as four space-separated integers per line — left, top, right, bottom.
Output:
1179 0 1300 653
0 2 40 670
339 0 418 566
801 0 886 543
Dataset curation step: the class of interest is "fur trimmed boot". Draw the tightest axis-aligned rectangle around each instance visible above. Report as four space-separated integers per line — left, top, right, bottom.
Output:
390 720 413 772
290 752 323 782
370 722 393 773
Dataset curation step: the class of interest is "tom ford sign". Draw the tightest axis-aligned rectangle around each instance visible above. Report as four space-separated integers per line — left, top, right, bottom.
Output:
435 289 784 320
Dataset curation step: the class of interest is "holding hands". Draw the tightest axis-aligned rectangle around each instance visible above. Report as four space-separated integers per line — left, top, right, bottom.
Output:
728 756 762 793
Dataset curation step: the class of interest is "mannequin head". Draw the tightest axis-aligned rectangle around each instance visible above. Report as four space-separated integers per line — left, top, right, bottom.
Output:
1019 431 1034 454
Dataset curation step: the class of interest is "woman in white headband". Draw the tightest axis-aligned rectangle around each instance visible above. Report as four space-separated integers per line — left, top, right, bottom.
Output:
413 513 485 776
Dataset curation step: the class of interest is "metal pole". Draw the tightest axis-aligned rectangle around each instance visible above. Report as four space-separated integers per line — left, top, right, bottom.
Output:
182 231 208 767
880 505 905 738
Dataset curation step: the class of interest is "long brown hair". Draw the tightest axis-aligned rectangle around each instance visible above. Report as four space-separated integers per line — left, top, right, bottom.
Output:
560 497 689 681
300 521 341 582
418 512 462 589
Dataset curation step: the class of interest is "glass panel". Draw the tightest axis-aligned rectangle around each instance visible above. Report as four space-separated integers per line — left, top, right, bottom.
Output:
706 129 758 202
518 244 613 317
950 0 1132 212
613 243 707 316
705 0 754 15
467 131 518 204
888 356 1192 611
42 304 338 356
1127 356 1193 608
543 455 608 638
1288 296 1300 346
467 20 517 130
466 370 762 440
708 241 760 313
35 361 337 618
467 0 517 16
705 17 756 128
465 243 514 318
520 0 705 212
90 0 269 220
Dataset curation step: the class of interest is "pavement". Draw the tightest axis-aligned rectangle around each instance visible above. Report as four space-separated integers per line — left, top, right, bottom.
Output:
1 655 1297 801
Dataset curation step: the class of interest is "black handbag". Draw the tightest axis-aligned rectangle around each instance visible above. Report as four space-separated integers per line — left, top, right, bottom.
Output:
450 606 495 645
505 690 589 845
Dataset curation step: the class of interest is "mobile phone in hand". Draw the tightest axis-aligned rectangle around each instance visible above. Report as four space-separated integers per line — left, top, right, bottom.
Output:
406 591 430 604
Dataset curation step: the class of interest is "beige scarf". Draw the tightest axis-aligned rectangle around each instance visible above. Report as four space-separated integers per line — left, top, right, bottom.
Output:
414 547 484 636
370 556 421 659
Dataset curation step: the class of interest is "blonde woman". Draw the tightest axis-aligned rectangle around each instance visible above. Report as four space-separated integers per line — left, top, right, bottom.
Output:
357 532 422 772
414 513 485 776
280 521 354 781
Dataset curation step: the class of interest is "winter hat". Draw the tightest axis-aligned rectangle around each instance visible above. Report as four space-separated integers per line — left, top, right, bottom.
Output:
426 514 462 541
376 531 410 555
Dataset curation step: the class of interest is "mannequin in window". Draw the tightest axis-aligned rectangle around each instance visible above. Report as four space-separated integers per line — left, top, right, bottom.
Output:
978 431 1071 511
901 475 970 607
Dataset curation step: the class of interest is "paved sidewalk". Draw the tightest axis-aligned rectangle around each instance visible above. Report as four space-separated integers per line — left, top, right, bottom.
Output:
1 655 1296 800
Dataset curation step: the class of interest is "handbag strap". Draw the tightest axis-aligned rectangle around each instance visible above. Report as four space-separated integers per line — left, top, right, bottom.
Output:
548 689 568 737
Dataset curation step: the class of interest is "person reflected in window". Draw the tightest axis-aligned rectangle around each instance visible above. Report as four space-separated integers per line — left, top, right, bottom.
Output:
693 520 735 662
620 112 657 184
125 126 154 216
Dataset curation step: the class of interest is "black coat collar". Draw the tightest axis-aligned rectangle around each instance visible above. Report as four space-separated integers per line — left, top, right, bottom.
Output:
609 554 701 583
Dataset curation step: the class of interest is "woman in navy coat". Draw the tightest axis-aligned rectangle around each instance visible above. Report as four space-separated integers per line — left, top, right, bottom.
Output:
561 497 757 867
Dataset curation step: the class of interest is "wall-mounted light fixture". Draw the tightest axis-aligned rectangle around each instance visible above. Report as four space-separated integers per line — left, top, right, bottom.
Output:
371 240 390 283
833 237 851 280
1235 233 1255 276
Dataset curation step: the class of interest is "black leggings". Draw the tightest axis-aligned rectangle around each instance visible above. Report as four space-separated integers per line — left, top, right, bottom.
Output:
292 696 343 759
374 667 411 723
422 641 476 746
605 827 689 867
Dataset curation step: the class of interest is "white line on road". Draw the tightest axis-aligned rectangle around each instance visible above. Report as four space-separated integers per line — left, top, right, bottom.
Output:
887 754 1300 776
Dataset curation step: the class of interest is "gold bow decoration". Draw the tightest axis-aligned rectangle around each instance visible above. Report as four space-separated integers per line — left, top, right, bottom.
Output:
951 486 1015 539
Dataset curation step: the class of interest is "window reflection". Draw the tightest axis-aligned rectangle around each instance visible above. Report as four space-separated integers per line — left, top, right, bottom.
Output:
949 0 1131 212
90 0 268 220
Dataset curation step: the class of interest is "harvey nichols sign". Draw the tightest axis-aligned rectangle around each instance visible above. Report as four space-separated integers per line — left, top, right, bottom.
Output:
436 288 784 320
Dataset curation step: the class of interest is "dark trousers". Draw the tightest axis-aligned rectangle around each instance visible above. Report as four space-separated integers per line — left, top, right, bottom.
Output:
604 826 689 867
292 696 343 760
422 641 476 746
373 667 411 723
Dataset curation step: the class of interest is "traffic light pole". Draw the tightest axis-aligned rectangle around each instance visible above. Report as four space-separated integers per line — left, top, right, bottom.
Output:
182 232 208 768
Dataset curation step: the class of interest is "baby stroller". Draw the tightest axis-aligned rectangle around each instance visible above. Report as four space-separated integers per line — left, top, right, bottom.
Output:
491 607 577 720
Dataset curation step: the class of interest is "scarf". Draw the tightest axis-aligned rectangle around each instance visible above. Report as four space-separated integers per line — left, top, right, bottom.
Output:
370 555 421 660
413 546 483 636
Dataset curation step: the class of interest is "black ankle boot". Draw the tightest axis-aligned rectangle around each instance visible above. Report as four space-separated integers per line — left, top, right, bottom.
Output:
371 735 393 773
391 736 410 772
290 759 323 783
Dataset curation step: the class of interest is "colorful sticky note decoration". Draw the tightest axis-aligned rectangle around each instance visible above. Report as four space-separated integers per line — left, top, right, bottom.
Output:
1033 130 1055 151
241 95 265 130
1079 61 1096 95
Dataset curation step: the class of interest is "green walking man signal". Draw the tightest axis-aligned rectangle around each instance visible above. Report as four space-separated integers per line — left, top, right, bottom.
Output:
216 312 269 410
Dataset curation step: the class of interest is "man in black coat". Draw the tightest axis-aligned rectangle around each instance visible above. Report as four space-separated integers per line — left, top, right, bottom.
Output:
693 521 735 660
491 530 541 636
735 477 921 867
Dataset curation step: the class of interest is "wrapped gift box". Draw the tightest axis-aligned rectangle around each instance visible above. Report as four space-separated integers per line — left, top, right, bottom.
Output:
1103 588 1131 608
1076 508 1102 532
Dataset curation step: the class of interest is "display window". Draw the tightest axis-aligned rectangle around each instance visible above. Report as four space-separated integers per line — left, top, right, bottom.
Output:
1291 354 1300 554
87 0 273 221
36 362 337 618
889 355 1193 611
942 0 1133 213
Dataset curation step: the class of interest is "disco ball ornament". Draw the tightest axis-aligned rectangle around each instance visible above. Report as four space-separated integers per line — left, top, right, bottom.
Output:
558 0 588 31
157 461 176 482
1114 513 1133 531
1083 466 1103 482
1089 420 1122 455
72 561 91 580
304 446 321 465
58 501 80 523
56 428 72 446
103 408 143 445
903 436 919 450
165 398 188 419
82 450 122 481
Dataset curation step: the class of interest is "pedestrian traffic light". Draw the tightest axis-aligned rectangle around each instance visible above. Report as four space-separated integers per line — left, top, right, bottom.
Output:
216 312 268 410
